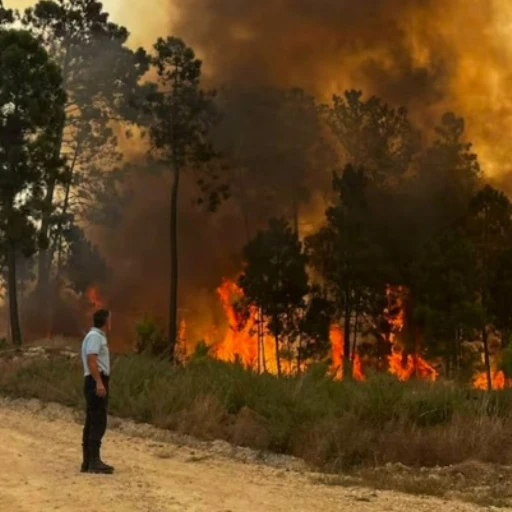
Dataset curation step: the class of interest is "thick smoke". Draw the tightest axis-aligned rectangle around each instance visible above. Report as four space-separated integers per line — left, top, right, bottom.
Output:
13 0 512 347
169 0 512 175
95 0 512 349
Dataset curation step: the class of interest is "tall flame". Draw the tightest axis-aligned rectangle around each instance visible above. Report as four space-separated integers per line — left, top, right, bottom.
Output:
85 286 105 311
385 287 438 382
210 279 436 382
473 369 508 391
329 325 365 381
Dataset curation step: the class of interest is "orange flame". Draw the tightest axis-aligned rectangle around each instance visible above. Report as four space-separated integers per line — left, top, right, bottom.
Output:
214 279 280 373
207 279 441 382
85 286 104 311
473 370 507 390
213 279 366 379
329 325 365 381
385 287 438 382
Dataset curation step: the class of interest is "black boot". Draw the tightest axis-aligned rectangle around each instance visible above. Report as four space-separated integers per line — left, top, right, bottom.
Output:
80 444 89 473
87 442 114 474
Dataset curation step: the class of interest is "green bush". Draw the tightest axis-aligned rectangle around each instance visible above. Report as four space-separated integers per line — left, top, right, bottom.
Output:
191 340 211 360
134 316 168 357
2 354 512 470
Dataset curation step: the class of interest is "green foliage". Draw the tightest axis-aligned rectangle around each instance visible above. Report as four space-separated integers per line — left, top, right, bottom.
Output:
0 1 13 25
216 87 335 235
0 29 66 345
415 113 480 235
135 317 168 357
192 340 211 360
4 355 512 469
489 248 512 333
21 0 150 297
145 36 224 355
498 343 512 379
299 291 334 362
147 37 217 166
307 164 389 375
240 217 309 374
328 89 420 184
413 228 479 366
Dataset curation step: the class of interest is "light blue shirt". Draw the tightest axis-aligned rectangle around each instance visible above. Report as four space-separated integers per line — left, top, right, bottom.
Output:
81 328 110 376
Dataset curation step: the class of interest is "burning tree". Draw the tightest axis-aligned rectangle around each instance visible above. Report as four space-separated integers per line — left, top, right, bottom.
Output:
146 37 226 359
413 227 480 379
239 218 309 376
464 185 512 390
307 165 388 378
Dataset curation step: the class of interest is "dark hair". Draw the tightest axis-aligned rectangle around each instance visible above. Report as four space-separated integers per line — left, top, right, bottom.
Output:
93 309 110 328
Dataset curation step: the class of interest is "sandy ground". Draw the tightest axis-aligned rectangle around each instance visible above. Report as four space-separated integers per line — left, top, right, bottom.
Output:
0 403 492 512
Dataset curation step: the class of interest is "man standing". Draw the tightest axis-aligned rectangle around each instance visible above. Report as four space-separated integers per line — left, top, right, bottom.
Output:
81 309 114 474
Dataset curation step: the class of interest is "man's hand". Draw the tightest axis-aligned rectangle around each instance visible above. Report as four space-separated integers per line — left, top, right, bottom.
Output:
95 381 107 398
87 354 107 397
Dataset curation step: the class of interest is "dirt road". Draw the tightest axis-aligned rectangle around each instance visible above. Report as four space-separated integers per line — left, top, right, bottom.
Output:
0 401 490 512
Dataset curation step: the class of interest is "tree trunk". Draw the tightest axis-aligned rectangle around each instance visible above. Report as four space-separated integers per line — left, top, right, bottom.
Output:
296 348 301 375
257 307 262 374
36 45 71 299
36 183 54 290
343 290 353 379
168 165 181 360
35 195 54 337
7 242 22 347
261 316 267 373
482 327 492 391
445 355 451 380
49 170 75 334
351 305 359 362
6 293 11 344
274 334 282 377
54 174 73 278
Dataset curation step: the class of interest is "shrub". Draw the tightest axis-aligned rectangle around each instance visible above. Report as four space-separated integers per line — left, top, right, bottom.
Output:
135 316 168 357
2 353 512 471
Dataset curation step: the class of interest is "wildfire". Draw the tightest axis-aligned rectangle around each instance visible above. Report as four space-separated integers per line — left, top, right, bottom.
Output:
385 287 438 382
85 286 105 311
214 279 279 374
213 279 370 377
211 279 437 382
473 370 508 391
329 325 365 381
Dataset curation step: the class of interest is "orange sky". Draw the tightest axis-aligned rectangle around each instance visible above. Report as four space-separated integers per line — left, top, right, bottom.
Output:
7 0 512 182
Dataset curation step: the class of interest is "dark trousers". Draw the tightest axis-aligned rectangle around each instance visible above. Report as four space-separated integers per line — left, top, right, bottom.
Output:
82 374 109 459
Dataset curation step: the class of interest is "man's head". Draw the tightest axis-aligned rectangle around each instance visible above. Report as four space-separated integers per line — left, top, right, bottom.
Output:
93 309 110 332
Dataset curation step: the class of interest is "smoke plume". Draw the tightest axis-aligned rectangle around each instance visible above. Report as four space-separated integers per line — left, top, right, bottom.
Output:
95 0 512 349
10 0 512 347
167 0 512 176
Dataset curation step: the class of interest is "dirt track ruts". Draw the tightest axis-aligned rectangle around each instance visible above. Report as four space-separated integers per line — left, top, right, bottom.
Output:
0 402 491 512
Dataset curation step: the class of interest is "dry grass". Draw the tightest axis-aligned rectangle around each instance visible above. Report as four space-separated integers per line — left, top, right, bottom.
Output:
2 350 512 481
312 460 512 508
